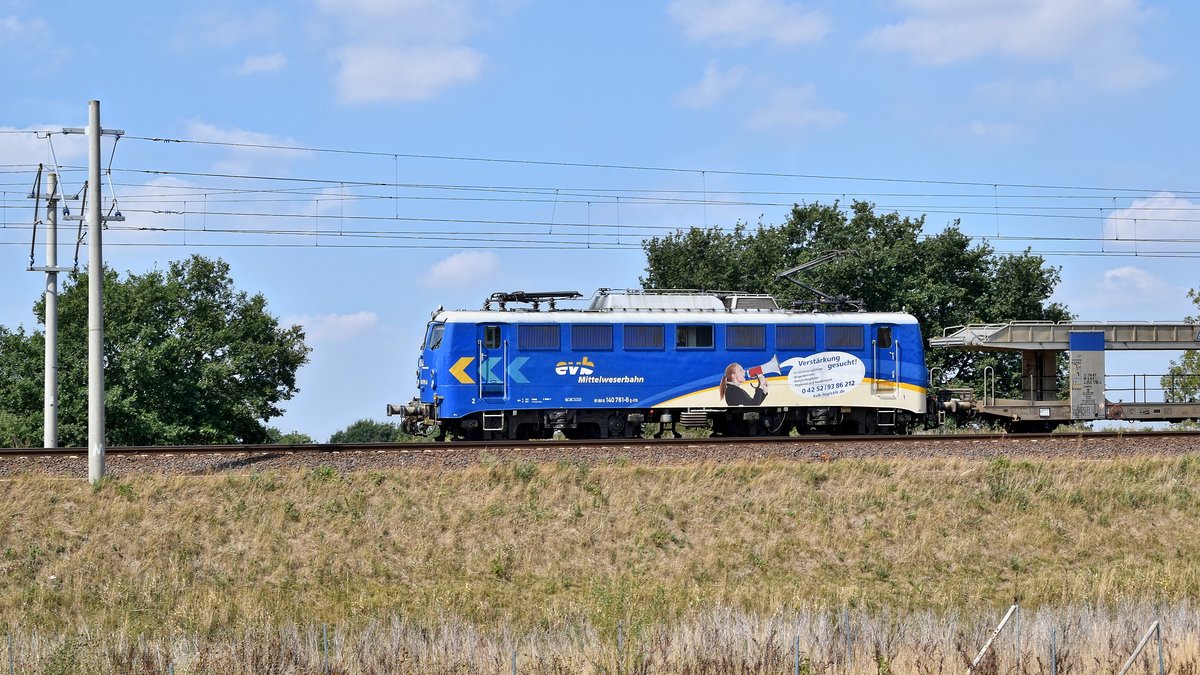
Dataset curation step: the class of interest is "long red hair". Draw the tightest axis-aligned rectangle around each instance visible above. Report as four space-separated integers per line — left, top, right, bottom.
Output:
718 363 738 400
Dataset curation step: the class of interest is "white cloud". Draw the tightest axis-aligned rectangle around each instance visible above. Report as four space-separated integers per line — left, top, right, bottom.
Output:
1 14 47 42
669 0 830 46
283 311 379 344
1076 52 1166 91
1099 266 1170 293
185 121 300 151
746 85 844 132
1104 193 1200 252
185 9 284 49
333 44 482 103
965 120 1023 143
1067 265 1185 317
183 121 306 174
678 61 750 108
1 15 68 69
333 44 484 104
864 0 1165 90
316 0 488 104
423 251 499 288
973 77 1068 106
0 125 86 168
314 0 476 42
237 53 287 75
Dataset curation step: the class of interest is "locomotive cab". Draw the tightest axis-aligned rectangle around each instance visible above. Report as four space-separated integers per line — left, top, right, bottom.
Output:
387 318 448 437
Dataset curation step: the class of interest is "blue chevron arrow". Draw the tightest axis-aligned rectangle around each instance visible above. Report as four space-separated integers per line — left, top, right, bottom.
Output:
482 356 503 383
509 357 529 383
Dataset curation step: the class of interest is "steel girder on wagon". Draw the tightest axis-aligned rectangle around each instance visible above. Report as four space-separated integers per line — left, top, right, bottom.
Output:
930 321 1200 428
931 321 1200 352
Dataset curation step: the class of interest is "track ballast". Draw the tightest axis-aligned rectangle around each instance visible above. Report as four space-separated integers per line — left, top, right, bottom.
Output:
2 431 1198 477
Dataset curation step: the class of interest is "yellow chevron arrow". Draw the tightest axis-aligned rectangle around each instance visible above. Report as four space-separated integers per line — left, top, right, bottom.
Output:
449 356 475 384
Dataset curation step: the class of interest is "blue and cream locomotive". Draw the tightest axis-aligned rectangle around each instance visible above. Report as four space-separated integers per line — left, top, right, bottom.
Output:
388 289 929 439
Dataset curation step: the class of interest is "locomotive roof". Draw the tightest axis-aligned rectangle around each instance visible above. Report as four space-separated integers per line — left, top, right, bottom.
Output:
432 309 918 325
432 288 917 324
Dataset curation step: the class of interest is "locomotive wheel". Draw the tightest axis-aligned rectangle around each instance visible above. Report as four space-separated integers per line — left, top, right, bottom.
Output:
606 414 626 437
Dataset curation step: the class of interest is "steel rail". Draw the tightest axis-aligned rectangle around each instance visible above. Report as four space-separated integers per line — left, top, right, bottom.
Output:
1 429 1197 458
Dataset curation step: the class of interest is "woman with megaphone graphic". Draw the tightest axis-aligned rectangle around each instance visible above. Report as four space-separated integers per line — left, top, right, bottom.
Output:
719 356 779 406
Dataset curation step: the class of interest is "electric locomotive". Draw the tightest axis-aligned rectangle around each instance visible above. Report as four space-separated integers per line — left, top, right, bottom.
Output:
388 289 929 440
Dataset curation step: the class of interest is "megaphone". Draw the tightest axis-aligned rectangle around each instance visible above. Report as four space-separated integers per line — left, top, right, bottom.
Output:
747 355 781 378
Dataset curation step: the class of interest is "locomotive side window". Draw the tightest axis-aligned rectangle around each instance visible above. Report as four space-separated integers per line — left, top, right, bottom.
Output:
572 324 613 350
676 325 714 349
776 325 815 349
876 326 892 348
624 324 664 350
727 325 765 350
484 325 502 349
428 324 445 350
826 325 864 350
517 324 559 350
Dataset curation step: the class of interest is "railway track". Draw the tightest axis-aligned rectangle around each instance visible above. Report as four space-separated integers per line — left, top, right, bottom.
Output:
1 431 1198 477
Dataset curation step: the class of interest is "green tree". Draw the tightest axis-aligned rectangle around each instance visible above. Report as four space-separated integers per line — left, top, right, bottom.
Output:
0 326 43 447
329 418 415 443
265 428 317 444
641 201 1072 390
0 255 310 446
1162 288 1200 402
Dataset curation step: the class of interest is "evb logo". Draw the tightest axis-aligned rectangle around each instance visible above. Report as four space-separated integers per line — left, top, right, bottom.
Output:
555 356 595 376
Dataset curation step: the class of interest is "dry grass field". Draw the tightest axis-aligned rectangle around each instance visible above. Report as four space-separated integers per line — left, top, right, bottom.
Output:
1 453 1198 672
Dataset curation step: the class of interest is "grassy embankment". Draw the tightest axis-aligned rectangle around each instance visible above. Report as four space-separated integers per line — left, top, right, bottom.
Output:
2 454 1199 672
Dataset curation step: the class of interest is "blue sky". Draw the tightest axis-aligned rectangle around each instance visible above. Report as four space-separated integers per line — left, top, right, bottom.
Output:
3 0 1199 441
